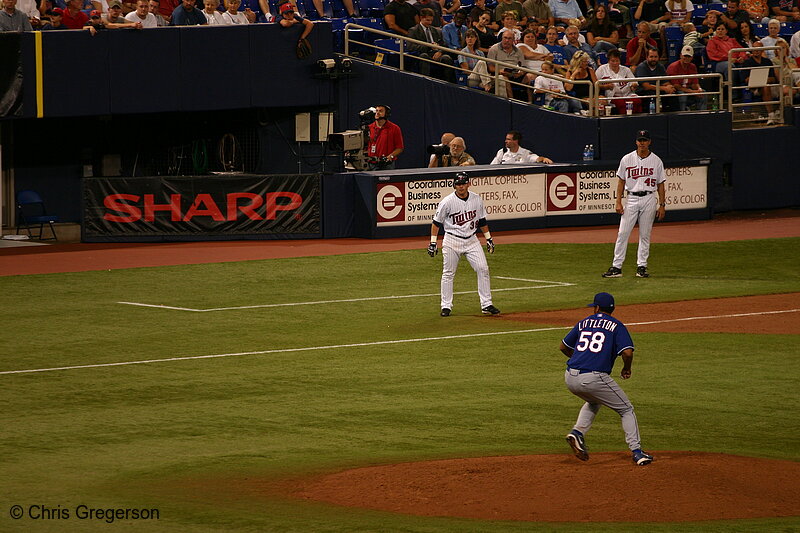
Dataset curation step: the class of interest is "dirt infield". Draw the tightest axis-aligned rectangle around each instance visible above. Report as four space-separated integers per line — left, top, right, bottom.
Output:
289 451 800 522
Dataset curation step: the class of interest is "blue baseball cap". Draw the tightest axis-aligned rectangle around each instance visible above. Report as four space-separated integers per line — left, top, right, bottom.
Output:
587 292 615 310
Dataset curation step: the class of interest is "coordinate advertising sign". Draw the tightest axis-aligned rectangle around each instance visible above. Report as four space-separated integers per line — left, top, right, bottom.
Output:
376 174 546 226
545 165 708 215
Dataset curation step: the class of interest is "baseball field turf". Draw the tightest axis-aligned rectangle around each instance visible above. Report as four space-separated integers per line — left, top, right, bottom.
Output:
2 238 799 532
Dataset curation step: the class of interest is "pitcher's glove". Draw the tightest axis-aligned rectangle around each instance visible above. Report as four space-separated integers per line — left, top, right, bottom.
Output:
427 243 438 257
486 238 495 254
296 37 312 59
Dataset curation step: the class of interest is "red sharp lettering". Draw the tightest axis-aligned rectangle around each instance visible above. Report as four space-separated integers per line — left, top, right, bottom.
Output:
265 192 303 220
103 194 141 223
183 193 225 222
144 194 182 222
227 193 264 221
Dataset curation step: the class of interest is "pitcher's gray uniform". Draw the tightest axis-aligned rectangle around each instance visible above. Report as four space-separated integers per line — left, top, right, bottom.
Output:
603 130 667 279
429 174 499 316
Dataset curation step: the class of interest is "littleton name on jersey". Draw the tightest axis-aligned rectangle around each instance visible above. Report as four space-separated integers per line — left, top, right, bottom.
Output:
578 317 619 332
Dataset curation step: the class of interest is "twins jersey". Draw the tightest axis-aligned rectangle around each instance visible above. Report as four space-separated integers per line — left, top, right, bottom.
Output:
490 147 540 165
563 312 634 373
595 64 637 97
616 150 666 194
434 191 486 238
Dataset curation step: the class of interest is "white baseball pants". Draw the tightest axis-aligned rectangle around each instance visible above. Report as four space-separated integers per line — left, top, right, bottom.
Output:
440 233 493 310
612 193 658 269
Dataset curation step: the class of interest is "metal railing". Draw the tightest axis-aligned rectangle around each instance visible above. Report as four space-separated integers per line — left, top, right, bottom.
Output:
726 45 790 127
592 72 723 115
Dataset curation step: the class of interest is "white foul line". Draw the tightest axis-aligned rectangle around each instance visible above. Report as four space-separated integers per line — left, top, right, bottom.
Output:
117 278 575 312
1 308 797 376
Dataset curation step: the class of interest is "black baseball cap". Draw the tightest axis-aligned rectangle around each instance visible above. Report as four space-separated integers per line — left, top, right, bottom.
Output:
636 130 651 141
587 292 615 311
453 172 469 185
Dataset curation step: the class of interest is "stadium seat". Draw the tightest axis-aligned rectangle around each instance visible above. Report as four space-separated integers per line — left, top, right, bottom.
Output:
665 25 682 41
331 0 356 17
753 23 767 37
373 37 401 67
358 0 385 17
16 190 59 241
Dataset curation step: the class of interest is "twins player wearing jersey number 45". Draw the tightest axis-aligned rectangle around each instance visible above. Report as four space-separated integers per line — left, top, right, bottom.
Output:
561 292 653 466
602 130 667 279
428 172 499 317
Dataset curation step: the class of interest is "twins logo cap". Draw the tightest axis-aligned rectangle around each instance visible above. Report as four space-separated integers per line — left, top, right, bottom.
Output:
453 172 469 186
587 292 615 311
636 129 651 141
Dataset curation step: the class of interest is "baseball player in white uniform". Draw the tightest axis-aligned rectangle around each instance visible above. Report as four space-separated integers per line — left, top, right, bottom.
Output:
602 130 666 279
490 130 553 165
429 172 500 317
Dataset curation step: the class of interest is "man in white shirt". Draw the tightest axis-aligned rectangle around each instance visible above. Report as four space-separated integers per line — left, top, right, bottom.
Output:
490 130 553 164
125 0 158 26
595 48 641 114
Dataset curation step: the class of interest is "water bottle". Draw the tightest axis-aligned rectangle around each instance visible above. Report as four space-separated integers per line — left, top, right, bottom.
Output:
649 99 656 114
711 95 719 111
582 145 591 161
588 144 595 160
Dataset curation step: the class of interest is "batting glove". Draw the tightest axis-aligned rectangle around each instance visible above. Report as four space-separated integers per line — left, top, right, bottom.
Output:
486 238 495 254
427 243 438 257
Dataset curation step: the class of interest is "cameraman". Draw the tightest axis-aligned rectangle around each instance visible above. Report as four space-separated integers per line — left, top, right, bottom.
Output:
367 105 404 170
430 137 476 167
428 132 455 167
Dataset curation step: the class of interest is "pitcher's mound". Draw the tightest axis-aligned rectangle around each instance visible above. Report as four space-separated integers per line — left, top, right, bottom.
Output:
292 451 800 522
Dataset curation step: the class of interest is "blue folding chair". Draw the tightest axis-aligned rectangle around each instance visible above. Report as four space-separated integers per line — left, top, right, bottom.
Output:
16 190 59 241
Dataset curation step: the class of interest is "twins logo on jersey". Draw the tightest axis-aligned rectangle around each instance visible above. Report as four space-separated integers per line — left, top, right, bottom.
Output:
624 166 655 180
451 210 477 226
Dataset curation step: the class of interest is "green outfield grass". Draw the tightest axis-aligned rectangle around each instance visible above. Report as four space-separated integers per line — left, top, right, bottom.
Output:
1 238 799 532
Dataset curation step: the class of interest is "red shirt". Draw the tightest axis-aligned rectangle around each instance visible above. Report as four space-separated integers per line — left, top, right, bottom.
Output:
625 37 657 65
61 7 89 28
367 120 404 159
159 0 180 18
666 60 699 88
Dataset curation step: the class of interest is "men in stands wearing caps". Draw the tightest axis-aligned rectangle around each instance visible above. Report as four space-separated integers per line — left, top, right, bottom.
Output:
105 0 142 26
170 0 206 24
41 7 69 28
278 1 313 39
667 45 707 110
126 0 158 25
85 8 106 28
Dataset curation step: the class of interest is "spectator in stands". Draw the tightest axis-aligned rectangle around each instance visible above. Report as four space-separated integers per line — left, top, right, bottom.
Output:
549 0 584 29
769 0 799 21
586 4 620 54
149 0 168 24
519 27 554 73
635 46 678 110
41 7 69 27
634 0 668 57
523 0 553 27
566 49 597 109
682 22 706 53
736 20 756 47
665 0 693 27
740 0 771 23
105 0 143 26
562 23 597 66
667 44 707 109
431 137 476 166
156 0 179 21
627 21 658 66
774 38 800 104
608 0 633 42
497 12 522 42
700 8 719 34
466 0 496 30
742 41 780 121
526 17 548 41
460 29 488 87
15 0 40 26
415 0 444 27
125 0 158 25
367 105 404 169
62 0 89 28
543 24 569 73
491 130 553 164
719 0 752 41
0 0 33 30
409 8 456 81
279 2 313 38
170 0 206 23
485 30 535 97
596 48 641 113
429 132 456 167
222 0 254 23
441 0 462 17
443 11 467 49
494 0 527 27
792 27 800 58
85 9 106 29
384 0 418 36
202 0 225 22
706 21 745 80
471 11 498 51
534 60 583 111
760 18 782 57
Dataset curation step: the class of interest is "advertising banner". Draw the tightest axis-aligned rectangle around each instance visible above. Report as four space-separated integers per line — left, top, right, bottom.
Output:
83 174 320 239
376 173 546 227
545 165 708 215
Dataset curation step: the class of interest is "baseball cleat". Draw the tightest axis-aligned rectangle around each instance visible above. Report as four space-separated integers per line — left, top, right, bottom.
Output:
566 430 589 461
602 267 623 278
632 449 653 465
440 308 451 317
636 266 650 278
481 305 500 315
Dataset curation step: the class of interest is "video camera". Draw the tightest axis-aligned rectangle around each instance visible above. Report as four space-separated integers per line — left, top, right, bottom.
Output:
426 143 450 157
327 107 378 171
